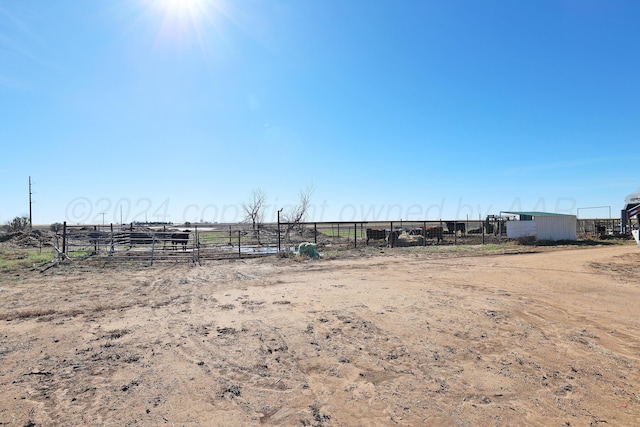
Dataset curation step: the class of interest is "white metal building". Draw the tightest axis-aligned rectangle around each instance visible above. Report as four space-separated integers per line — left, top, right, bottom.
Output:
502 211 577 241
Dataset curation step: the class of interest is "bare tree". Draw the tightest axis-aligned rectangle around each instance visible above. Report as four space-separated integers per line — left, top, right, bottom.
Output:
6 215 30 233
282 185 315 238
241 189 267 234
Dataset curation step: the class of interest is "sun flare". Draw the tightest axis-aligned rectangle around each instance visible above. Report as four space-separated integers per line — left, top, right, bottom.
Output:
158 0 206 19
136 0 236 57
145 0 222 45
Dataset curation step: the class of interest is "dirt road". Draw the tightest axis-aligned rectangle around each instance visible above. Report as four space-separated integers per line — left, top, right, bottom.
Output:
1 245 639 426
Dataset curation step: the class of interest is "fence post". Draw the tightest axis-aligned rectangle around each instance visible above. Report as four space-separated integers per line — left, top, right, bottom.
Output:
109 223 114 256
52 235 58 262
62 221 67 255
258 224 263 245
151 233 156 266
193 225 197 264
197 226 201 264
238 230 241 258
390 221 394 248
353 223 357 247
277 210 281 253
314 223 317 244
454 221 458 245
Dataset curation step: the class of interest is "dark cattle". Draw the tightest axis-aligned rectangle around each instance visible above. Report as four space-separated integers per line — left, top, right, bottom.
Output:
445 222 466 235
366 228 386 244
408 226 443 243
424 226 443 243
171 230 190 251
154 231 172 246
387 229 401 247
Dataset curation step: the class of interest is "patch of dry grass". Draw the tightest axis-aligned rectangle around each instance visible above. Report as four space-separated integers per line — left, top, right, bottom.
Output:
0 308 56 321
0 248 51 273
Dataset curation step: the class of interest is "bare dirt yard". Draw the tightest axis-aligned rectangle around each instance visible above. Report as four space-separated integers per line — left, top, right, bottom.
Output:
1 244 640 426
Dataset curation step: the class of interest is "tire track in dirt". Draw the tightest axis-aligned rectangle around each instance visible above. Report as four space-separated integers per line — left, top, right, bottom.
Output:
2 246 640 426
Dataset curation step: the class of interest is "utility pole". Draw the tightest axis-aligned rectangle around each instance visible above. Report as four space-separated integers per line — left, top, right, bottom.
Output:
28 176 33 228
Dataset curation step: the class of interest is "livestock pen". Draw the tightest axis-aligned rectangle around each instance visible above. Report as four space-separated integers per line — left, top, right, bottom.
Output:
576 218 622 239
51 216 623 264
273 219 507 250
54 223 280 264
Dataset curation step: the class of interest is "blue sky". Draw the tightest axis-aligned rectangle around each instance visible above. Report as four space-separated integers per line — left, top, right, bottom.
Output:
1 0 639 225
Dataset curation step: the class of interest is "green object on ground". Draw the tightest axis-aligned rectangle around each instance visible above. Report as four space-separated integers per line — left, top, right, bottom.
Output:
297 242 320 259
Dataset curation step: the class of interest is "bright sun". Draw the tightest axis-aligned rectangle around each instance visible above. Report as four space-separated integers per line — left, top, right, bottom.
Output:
159 0 206 18
148 0 219 43
139 0 232 53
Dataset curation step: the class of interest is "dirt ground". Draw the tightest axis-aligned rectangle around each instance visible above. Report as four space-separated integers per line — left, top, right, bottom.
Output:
1 244 640 426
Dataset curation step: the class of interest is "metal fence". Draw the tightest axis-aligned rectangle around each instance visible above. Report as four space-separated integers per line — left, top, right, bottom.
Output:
55 223 279 264
278 219 507 250
51 217 626 264
53 218 512 264
576 218 621 238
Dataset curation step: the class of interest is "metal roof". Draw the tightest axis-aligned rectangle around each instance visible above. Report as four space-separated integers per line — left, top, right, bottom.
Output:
501 211 575 217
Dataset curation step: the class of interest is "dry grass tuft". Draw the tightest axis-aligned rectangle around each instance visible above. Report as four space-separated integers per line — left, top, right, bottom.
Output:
0 308 56 321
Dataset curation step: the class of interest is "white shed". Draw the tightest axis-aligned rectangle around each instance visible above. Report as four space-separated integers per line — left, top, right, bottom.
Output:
503 211 577 241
